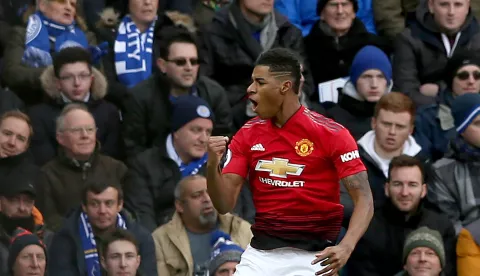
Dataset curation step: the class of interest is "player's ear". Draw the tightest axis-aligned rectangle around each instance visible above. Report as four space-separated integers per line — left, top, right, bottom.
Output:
280 80 292 95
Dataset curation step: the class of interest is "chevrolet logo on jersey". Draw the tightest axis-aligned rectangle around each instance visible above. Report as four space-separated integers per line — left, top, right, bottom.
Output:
255 158 305 178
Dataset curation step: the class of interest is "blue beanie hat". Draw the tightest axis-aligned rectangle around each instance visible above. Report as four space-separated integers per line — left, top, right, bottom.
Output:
452 93 480 133
171 95 214 132
209 230 244 276
350 46 392 87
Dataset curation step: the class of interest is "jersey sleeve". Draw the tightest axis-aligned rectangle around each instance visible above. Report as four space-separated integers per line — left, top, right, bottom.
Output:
328 128 366 179
221 129 249 179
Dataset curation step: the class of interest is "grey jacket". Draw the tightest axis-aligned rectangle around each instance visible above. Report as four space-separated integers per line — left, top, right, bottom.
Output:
393 1 480 107
428 144 480 235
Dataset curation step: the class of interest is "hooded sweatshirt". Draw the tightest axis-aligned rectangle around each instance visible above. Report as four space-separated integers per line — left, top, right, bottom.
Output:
358 130 422 177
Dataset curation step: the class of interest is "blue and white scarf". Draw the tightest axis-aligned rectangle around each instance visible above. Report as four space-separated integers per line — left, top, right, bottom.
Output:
166 134 208 177
114 15 156 87
79 212 127 276
23 11 88 68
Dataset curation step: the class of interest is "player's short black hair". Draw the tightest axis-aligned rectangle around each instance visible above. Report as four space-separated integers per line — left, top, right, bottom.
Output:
52 47 93 78
157 26 199 60
255 48 302 94
387 155 425 183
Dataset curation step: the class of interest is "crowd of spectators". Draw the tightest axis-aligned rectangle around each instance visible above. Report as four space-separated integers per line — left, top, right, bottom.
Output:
0 0 480 275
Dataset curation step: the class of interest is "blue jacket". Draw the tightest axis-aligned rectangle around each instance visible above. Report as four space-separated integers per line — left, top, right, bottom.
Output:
275 0 376 36
356 0 376 34
274 0 319 36
414 89 457 161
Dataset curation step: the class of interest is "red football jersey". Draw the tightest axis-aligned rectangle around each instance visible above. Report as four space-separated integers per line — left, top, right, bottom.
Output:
222 106 366 242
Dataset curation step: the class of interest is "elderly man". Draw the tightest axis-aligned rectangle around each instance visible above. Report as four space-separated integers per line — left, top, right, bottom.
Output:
2 0 99 105
7 228 48 276
29 46 122 166
394 227 445 276
49 181 157 275
123 27 231 157
348 155 456 276
305 0 389 103
393 0 480 107
414 49 480 161
0 167 52 276
126 95 218 231
36 104 127 231
152 175 252 276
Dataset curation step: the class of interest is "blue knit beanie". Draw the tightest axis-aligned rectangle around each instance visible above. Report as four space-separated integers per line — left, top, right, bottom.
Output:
350 46 392 87
171 95 214 132
452 93 480 133
209 230 244 276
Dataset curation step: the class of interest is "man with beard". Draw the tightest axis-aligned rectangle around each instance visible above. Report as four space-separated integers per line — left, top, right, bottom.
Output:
0 167 52 276
347 155 456 276
152 175 252 276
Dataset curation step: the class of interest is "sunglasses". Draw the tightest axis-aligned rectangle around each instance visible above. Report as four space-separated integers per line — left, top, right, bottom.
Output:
166 58 199 66
456 71 480 81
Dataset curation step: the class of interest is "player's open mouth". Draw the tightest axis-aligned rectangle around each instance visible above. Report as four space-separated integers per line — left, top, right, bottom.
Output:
250 99 258 111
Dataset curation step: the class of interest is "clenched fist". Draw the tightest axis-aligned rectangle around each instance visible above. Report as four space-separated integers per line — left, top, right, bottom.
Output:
208 136 229 165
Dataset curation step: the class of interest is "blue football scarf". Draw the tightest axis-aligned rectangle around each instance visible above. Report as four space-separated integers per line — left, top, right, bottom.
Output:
180 153 208 177
79 212 127 276
114 15 156 87
23 11 88 68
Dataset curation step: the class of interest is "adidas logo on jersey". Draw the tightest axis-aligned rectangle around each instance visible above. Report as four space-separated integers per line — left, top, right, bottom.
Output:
251 144 265 151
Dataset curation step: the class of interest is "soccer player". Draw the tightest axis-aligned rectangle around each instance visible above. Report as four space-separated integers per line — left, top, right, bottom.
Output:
207 48 374 276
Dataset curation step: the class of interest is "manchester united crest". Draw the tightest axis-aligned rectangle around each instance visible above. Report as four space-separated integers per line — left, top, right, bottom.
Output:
295 139 314 157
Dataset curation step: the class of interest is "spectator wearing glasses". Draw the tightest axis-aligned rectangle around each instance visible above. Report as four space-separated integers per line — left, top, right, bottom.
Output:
1 0 104 106
428 93 480 235
414 50 480 162
392 0 480 107
93 0 197 111
123 27 231 158
35 104 127 231
28 47 122 166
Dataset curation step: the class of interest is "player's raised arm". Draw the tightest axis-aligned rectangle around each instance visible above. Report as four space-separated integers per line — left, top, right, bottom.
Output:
206 136 244 214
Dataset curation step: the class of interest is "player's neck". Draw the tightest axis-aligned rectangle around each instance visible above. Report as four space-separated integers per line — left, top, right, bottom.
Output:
273 99 301 127
373 139 404 160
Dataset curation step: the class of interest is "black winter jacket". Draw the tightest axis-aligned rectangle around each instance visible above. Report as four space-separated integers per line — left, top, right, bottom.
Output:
28 66 122 166
393 1 480 106
123 73 232 157
305 18 390 102
124 144 205 232
0 88 24 115
348 201 457 276
48 208 157 276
